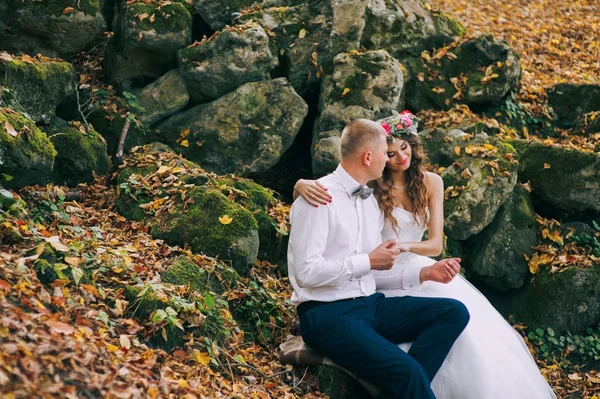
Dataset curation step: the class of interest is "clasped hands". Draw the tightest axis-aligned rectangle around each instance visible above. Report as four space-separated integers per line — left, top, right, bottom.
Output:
368 240 461 284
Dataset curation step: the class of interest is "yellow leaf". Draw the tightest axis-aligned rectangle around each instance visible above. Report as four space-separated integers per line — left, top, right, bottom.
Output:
342 88 350 97
465 145 475 155
529 254 540 274
178 379 190 388
219 215 233 225
180 140 189 148
497 61 503 68
196 352 211 365
454 146 461 156
298 28 306 39
543 163 551 169
432 87 446 94
106 344 119 352
62 7 75 14
157 165 171 174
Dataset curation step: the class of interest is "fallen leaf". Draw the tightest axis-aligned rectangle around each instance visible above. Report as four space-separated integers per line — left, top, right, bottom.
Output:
4 121 18 137
120 335 131 349
180 139 189 148
62 6 75 14
46 321 75 335
454 146 461 156
219 215 233 225
298 28 306 39
44 236 69 252
342 88 350 97
543 163 551 169
196 352 211 365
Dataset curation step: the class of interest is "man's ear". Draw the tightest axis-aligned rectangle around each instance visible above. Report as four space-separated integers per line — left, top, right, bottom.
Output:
363 150 372 167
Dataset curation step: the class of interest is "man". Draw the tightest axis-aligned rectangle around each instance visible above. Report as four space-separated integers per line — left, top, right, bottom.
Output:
288 119 469 398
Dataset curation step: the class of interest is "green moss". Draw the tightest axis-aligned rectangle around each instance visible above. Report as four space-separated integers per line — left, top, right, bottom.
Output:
124 2 191 36
161 256 227 294
151 187 258 273
6 0 100 17
49 127 109 186
0 109 56 189
432 10 466 37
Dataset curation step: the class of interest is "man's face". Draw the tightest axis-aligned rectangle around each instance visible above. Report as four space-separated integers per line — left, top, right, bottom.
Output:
369 133 389 180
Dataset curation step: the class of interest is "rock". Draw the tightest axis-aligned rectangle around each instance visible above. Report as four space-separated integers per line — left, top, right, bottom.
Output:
103 1 192 89
361 0 465 59
312 50 405 176
0 0 106 59
511 139 600 212
465 186 537 290
115 144 263 275
153 78 308 176
405 35 521 111
496 264 600 335
46 125 110 186
161 255 232 294
213 176 289 269
0 189 17 209
133 69 189 126
0 56 76 124
547 84 600 128
0 108 56 189
178 23 278 104
241 1 364 95
86 107 149 157
427 133 519 240
573 111 600 135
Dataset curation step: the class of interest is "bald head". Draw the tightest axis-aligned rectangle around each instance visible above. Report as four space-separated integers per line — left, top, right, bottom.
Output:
340 119 387 160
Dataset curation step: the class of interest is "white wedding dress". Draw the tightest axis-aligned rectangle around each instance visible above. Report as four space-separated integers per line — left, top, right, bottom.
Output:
373 207 557 399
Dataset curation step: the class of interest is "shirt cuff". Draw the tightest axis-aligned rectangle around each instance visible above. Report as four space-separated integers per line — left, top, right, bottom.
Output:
350 254 371 280
403 265 425 290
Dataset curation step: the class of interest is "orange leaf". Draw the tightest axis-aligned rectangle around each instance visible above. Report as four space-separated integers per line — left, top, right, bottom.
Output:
46 320 75 335
62 7 75 14
4 121 18 137
454 146 461 156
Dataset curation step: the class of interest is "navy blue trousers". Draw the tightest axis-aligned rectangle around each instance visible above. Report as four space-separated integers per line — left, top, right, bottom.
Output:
297 293 470 399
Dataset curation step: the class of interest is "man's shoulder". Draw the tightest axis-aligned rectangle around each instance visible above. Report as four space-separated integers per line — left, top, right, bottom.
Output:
317 173 344 193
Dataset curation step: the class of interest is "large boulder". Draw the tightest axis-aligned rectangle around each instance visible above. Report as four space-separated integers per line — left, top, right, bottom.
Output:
153 78 308 176
512 139 600 212
116 144 288 275
0 0 106 59
178 23 278 104
103 1 192 89
492 264 600 335
133 69 189 127
547 84 600 128
240 1 365 95
0 55 76 124
312 50 405 176
116 145 259 275
361 0 465 59
421 131 520 240
0 108 56 189
46 124 110 186
405 35 521 111
465 186 537 290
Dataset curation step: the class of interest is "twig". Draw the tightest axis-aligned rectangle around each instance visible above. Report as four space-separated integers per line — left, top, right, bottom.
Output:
75 82 91 132
115 117 131 162
216 362 292 379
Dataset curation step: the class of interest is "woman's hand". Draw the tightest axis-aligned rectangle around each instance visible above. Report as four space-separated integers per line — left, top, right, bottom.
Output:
395 243 413 253
294 179 332 207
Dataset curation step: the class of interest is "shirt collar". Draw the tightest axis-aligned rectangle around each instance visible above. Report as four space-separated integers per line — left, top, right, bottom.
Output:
333 164 363 198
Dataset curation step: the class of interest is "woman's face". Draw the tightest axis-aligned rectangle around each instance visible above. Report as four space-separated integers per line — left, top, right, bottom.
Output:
386 138 412 172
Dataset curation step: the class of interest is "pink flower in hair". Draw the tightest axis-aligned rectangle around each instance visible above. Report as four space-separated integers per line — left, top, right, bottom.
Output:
381 122 391 135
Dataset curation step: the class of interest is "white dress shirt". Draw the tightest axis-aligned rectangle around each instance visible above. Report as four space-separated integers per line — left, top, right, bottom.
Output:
288 164 384 305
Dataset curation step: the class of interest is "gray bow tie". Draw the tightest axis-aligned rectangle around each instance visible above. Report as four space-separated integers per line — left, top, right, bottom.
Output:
352 185 374 199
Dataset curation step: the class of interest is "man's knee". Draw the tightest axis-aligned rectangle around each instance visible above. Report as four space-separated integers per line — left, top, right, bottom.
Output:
446 299 470 330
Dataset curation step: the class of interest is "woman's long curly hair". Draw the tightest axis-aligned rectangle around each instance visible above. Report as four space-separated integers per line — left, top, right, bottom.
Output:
369 134 430 231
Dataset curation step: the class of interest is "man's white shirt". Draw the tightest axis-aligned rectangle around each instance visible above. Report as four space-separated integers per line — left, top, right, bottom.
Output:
288 164 425 305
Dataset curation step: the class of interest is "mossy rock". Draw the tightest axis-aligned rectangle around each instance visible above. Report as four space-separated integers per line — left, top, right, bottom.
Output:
440 135 519 240
0 0 105 59
0 108 56 189
150 187 259 275
47 125 110 186
547 84 600 128
405 35 521 112
361 1 464 60
213 176 289 266
465 186 537 290
153 78 308 176
0 58 75 123
490 264 600 335
161 255 234 294
133 69 189 127
103 1 192 88
87 107 149 157
510 139 600 211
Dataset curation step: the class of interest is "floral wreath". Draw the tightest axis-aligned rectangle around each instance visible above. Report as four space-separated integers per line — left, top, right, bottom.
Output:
377 110 420 143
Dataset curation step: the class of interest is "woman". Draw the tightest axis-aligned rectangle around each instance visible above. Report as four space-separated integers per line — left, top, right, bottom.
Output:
294 111 556 398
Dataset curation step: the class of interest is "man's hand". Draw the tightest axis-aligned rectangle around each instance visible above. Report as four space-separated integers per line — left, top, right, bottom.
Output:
369 240 401 270
420 258 461 284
